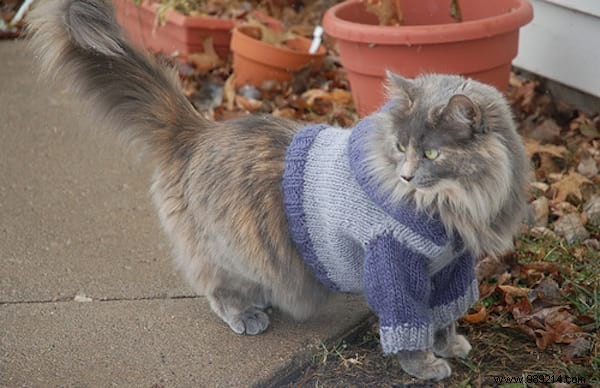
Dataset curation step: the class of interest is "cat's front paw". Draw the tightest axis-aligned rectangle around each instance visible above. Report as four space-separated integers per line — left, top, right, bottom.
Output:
434 334 472 359
399 351 452 381
226 307 270 335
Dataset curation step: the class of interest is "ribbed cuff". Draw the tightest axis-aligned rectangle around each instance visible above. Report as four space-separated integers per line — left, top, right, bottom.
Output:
379 323 435 353
379 279 479 354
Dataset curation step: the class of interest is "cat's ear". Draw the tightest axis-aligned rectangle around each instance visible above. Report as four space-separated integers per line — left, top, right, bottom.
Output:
440 94 485 136
384 70 414 111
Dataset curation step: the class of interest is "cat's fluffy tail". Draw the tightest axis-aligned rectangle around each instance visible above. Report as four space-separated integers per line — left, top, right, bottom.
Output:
27 0 205 162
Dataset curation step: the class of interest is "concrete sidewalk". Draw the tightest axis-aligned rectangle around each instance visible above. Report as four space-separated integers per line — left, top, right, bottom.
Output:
0 40 370 387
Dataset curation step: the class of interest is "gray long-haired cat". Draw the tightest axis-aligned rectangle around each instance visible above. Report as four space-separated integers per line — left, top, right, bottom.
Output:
28 0 528 381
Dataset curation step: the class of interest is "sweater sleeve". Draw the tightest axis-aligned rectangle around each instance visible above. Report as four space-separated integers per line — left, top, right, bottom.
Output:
429 250 479 329
363 232 434 353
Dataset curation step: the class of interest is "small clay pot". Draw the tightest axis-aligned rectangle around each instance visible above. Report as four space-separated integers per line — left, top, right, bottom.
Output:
323 0 533 115
230 26 327 87
114 0 235 59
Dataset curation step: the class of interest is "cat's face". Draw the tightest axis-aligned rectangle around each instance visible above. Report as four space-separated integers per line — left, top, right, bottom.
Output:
377 73 505 193
367 72 528 257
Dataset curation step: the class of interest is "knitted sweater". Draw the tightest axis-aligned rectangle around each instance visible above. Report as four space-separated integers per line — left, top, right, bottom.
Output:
282 113 479 353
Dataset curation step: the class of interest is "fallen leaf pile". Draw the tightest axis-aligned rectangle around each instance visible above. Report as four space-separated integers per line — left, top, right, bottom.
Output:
143 0 257 19
145 0 341 39
364 0 404 26
238 18 296 47
509 74 600 243
363 0 463 25
242 0 341 38
170 35 358 126
466 73 599 369
468 264 594 358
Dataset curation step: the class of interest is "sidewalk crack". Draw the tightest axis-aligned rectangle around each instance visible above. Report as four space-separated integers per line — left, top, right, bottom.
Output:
0 294 203 306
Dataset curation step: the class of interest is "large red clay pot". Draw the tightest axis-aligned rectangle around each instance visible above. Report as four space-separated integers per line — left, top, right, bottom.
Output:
113 0 235 59
323 0 533 115
231 26 327 87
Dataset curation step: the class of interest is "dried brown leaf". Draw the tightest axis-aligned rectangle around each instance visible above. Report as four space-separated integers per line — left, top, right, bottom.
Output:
394 0 404 23
530 181 550 193
235 95 262 112
188 37 222 75
508 297 532 320
272 107 298 119
463 305 487 324
528 278 564 307
553 319 583 344
476 256 508 281
570 112 599 138
579 123 600 138
563 337 591 360
521 261 569 274
223 73 236 111
531 196 549 227
478 282 497 300
529 226 559 240
290 62 314 95
577 154 598 178
537 153 562 178
534 328 556 349
364 0 403 25
507 304 584 349
553 213 590 244
527 118 561 143
180 77 197 98
498 285 530 305
498 285 530 297
525 139 567 158
330 88 353 105
302 88 353 108
529 305 571 323
510 78 538 113
449 0 462 22
553 201 579 214
302 89 330 106
503 321 536 339
311 98 333 116
550 171 592 203
245 16 295 46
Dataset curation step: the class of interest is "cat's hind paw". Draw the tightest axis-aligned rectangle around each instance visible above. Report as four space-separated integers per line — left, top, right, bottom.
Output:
434 334 472 359
399 351 452 381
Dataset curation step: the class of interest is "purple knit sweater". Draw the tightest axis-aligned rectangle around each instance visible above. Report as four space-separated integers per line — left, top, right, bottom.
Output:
282 110 479 353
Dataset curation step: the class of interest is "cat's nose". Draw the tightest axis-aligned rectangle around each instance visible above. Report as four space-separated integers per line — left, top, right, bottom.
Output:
401 174 413 182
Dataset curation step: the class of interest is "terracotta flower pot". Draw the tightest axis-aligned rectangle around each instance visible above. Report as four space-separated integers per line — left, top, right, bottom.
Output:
231 26 327 87
323 0 534 115
113 0 235 59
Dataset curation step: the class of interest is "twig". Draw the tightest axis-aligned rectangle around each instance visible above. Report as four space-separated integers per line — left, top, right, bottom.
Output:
10 0 36 26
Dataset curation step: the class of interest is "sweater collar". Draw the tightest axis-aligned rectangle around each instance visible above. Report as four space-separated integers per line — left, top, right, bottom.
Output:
347 109 449 246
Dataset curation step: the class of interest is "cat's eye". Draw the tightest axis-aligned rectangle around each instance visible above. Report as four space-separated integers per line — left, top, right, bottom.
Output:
424 149 440 160
396 142 406 153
